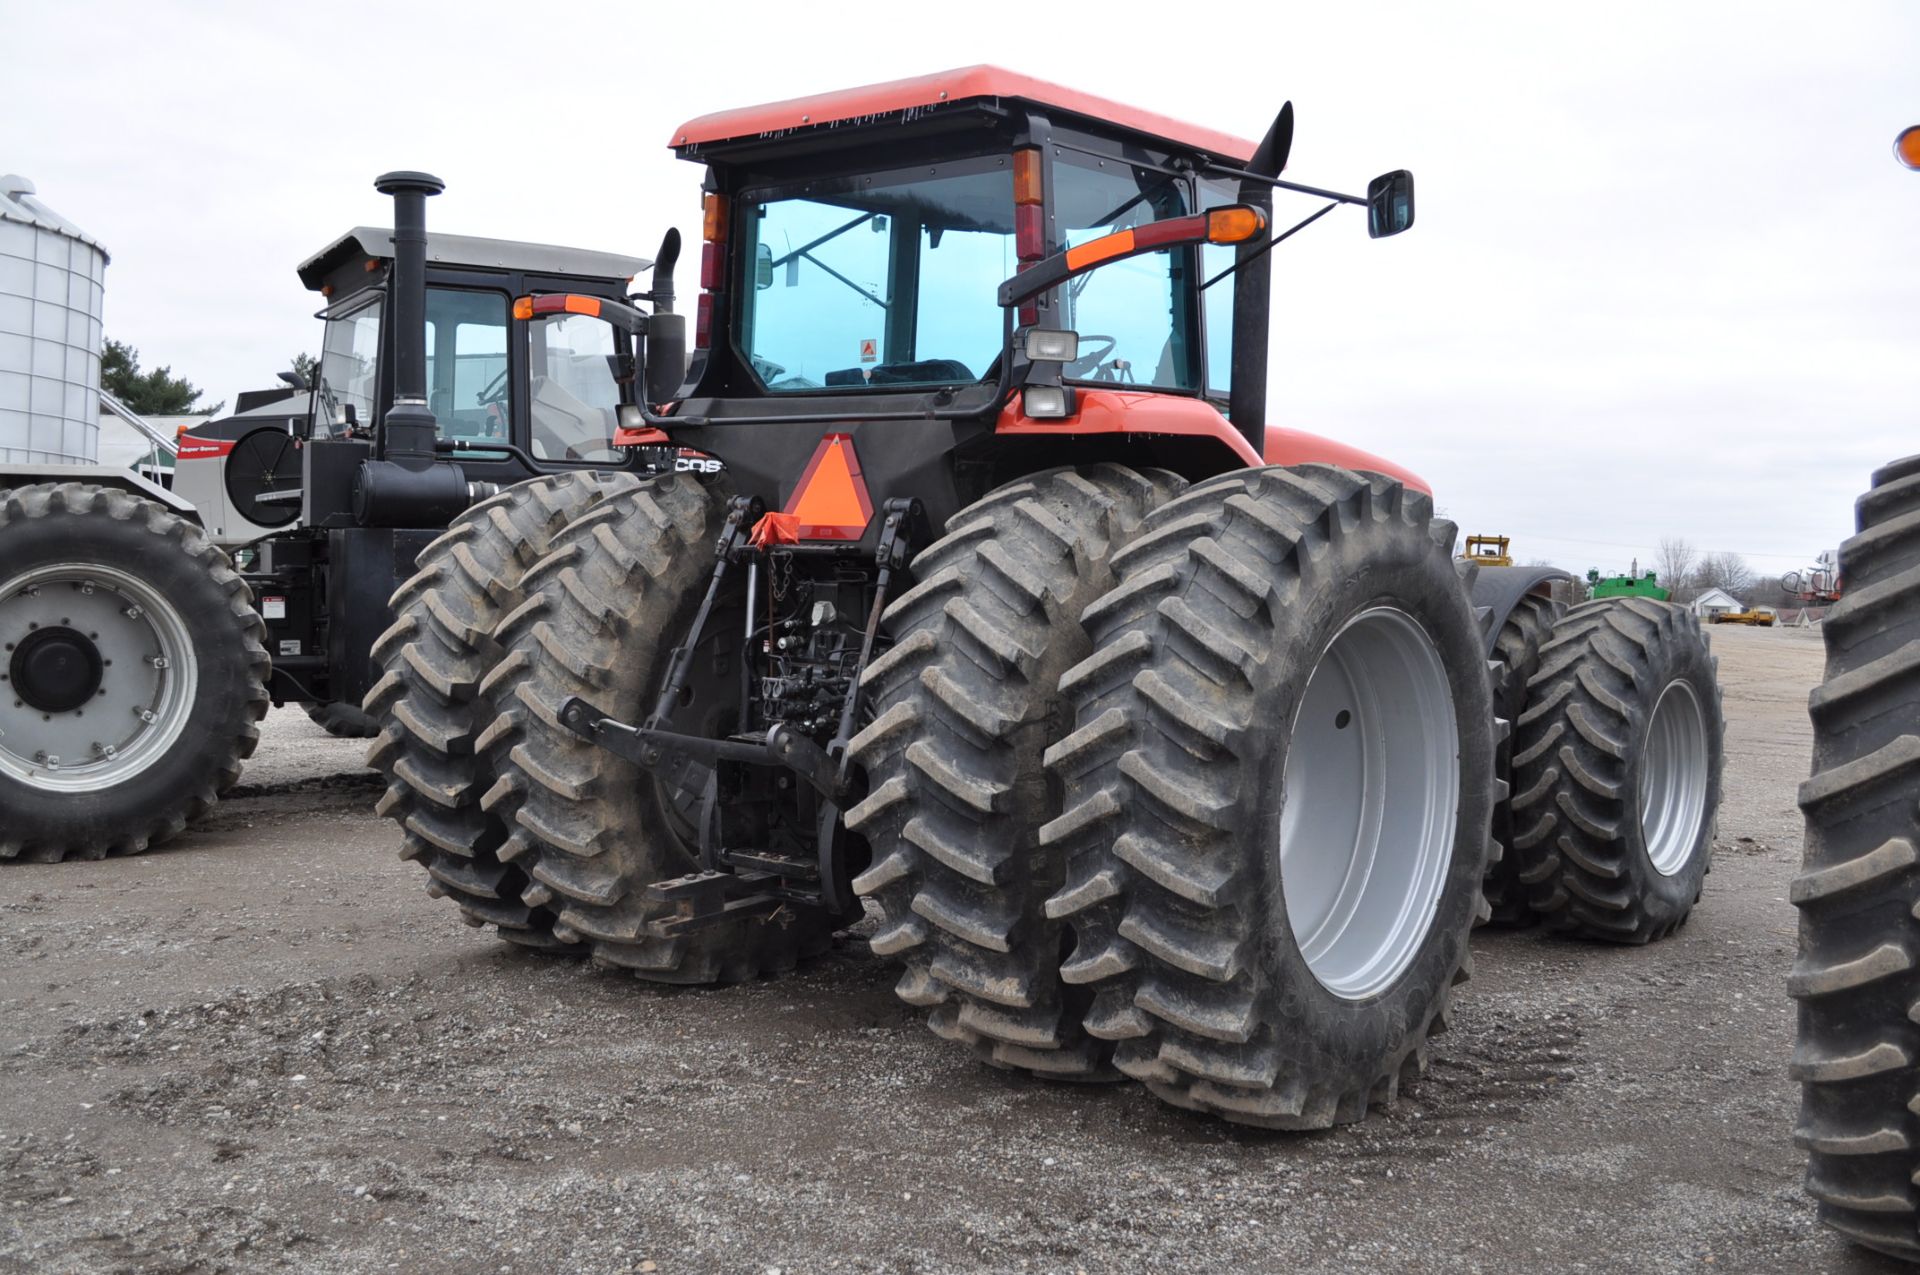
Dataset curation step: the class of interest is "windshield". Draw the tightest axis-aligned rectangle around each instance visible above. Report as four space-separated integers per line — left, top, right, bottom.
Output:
735 154 1204 394
737 160 1014 391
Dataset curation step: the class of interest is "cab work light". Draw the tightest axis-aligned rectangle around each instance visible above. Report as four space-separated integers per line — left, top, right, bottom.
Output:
1023 328 1080 363
1021 385 1072 419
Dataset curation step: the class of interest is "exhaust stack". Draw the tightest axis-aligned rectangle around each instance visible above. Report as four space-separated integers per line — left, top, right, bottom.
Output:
355 170 476 527
372 170 444 466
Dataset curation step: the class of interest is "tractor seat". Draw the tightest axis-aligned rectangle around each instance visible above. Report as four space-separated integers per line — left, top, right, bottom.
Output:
824 359 974 387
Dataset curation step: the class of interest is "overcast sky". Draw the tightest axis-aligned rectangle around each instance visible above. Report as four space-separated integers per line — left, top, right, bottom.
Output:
5 1 1915 580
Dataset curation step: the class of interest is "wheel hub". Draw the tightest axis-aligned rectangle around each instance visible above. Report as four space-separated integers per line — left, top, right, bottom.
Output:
0 564 197 792
10 625 103 713
1640 678 1709 875
1278 607 1461 1001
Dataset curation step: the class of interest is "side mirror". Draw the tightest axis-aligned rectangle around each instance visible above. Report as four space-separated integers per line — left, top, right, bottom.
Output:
645 314 687 404
1366 170 1415 239
279 369 310 391
755 243 774 290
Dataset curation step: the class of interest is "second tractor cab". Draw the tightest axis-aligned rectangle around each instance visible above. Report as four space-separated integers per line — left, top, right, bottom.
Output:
175 183 668 725
370 68 1725 1133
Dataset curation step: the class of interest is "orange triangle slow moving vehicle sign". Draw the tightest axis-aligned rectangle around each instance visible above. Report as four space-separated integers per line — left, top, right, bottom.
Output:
785 433 874 541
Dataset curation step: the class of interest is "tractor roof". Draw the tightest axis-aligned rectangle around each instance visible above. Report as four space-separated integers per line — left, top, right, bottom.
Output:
670 65 1257 163
297 228 650 292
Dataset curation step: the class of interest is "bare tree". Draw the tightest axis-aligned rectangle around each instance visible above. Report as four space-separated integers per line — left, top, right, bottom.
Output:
1696 550 1755 598
1654 536 1698 599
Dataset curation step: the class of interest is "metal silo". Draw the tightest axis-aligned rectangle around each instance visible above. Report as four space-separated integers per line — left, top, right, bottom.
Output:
0 175 109 465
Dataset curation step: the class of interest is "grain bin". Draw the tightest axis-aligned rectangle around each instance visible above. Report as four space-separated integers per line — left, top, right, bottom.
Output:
0 175 108 465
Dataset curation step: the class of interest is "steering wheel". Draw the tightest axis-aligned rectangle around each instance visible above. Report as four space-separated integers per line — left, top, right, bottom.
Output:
476 367 509 407
1066 335 1118 377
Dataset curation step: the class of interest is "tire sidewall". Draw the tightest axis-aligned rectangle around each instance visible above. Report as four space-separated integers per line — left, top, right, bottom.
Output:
1243 520 1495 1071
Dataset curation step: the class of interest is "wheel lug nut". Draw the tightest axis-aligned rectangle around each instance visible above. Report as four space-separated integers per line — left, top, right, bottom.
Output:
150 656 169 670
136 708 157 724
124 605 142 620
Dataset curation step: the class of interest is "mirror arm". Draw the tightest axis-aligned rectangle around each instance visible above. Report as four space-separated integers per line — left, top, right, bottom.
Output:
1201 162 1368 208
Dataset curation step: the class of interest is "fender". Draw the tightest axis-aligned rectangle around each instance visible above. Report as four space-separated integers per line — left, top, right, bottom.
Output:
993 390 1434 495
1464 563 1573 657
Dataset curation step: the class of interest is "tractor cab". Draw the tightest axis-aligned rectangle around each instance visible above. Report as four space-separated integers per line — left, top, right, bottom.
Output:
594 67 1422 537
292 225 653 528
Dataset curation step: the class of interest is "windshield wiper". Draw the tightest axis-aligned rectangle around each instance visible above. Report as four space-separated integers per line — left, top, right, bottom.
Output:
769 211 875 269
768 210 891 311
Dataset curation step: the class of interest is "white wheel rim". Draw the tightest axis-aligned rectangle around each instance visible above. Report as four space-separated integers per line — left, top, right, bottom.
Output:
0 564 199 793
1278 607 1460 1001
1640 678 1708 876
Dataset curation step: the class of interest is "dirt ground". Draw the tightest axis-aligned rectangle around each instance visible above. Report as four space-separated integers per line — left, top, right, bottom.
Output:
0 624 1900 1274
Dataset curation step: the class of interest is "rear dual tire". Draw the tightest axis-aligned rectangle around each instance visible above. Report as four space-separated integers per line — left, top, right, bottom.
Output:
1044 466 1495 1127
1509 597 1722 942
366 470 641 947
1480 592 1564 926
475 473 835 981
849 464 1183 1078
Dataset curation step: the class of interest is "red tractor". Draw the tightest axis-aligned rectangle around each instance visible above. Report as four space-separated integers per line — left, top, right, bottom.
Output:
368 67 1724 1127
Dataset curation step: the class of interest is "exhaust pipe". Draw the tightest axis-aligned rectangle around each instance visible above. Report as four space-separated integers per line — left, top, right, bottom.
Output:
372 170 443 467
355 170 474 527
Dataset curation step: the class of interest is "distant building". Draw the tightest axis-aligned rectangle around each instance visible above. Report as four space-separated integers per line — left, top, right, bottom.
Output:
1691 587 1744 618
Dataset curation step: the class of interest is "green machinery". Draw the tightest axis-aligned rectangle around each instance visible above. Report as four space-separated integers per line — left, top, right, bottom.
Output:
1587 567 1670 601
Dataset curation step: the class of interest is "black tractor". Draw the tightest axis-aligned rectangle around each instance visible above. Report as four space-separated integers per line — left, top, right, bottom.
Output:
0 174 671 861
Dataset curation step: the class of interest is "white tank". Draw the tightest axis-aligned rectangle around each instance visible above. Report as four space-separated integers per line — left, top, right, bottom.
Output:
0 175 109 465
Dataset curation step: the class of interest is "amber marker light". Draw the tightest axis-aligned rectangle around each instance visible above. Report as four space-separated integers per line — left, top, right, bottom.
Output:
1897 126 1920 171
1206 205 1267 243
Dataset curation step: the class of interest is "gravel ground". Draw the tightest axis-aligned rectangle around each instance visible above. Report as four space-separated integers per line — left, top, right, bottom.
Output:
0 625 1902 1274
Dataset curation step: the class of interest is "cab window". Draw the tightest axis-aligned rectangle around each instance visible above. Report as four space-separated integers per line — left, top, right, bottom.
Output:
313 292 380 435
1054 156 1197 390
737 160 1015 391
528 312 622 463
423 288 510 443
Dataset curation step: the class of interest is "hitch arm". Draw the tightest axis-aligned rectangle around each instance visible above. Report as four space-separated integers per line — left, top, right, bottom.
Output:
560 699 849 805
